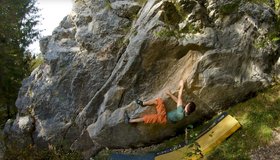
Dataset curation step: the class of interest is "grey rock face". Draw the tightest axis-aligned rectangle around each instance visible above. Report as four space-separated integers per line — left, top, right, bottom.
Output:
4 0 280 158
111 1 142 19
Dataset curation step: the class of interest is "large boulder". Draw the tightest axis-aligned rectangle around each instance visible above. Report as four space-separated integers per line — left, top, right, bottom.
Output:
4 0 280 158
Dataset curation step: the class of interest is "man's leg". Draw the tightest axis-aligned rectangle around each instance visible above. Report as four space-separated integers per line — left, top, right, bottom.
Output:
143 99 157 106
129 98 166 124
128 99 157 123
129 117 144 123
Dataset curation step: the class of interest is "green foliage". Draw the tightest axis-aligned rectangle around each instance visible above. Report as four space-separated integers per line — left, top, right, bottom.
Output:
137 0 148 6
105 0 112 10
276 0 280 10
154 0 201 39
206 84 280 159
254 37 268 48
4 143 82 160
93 148 113 160
219 0 241 15
184 142 202 158
0 0 41 49
30 54 44 71
154 23 199 39
254 31 280 49
155 28 177 38
253 0 280 49
0 0 41 127
0 107 7 129
273 1 280 44
172 0 187 17
161 1 182 25
181 23 200 34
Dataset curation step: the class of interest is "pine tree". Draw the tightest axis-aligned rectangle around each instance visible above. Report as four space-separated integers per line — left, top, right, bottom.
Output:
0 0 40 126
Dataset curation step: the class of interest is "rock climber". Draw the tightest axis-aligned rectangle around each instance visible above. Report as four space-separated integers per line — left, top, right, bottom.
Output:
125 80 196 124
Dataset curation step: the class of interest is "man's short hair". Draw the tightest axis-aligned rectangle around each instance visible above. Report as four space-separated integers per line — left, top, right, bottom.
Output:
187 101 196 114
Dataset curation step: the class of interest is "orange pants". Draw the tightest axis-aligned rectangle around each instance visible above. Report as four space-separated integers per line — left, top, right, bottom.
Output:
143 98 167 124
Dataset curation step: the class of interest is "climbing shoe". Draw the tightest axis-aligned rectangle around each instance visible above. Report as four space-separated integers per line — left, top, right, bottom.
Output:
124 111 130 124
135 99 145 107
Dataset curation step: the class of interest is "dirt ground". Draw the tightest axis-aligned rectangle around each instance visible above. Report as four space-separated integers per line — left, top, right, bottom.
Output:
250 127 280 160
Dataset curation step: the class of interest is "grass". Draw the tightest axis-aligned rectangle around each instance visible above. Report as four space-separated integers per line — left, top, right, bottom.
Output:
4 142 83 160
158 84 280 159
206 84 280 159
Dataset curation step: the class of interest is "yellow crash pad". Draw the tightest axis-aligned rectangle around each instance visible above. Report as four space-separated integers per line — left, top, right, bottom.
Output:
155 114 241 160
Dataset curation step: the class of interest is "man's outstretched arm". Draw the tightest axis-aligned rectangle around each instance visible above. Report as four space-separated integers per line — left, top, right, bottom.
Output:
166 80 185 107
166 90 178 103
177 80 184 107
